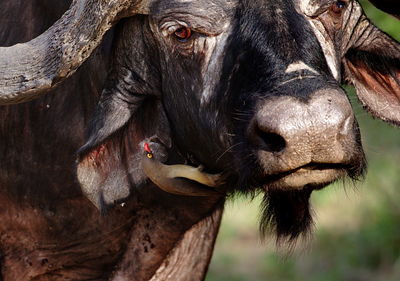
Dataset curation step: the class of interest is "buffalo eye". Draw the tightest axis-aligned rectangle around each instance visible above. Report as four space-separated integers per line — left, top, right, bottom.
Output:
330 0 347 14
174 27 192 42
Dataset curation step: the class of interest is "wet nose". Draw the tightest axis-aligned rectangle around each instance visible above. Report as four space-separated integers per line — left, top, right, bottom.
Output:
249 88 355 172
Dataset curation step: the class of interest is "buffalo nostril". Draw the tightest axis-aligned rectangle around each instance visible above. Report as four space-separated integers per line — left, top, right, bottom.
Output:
255 128 286 153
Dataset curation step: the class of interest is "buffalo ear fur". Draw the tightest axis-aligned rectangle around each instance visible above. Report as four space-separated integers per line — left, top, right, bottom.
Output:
77 98 171 210
342 22 400 126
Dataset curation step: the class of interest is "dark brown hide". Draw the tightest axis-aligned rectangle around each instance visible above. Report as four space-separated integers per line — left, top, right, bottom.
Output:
0 1 223 280
1 0 399 279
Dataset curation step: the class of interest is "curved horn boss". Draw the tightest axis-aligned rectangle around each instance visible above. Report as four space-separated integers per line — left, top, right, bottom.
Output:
0 0 149 104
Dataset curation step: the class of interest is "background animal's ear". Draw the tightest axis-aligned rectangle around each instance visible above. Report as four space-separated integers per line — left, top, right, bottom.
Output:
342 19 400 126
367 0 400 19
77 97 171 210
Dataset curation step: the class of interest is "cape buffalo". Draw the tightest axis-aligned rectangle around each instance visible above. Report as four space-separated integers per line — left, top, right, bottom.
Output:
0 0 399 280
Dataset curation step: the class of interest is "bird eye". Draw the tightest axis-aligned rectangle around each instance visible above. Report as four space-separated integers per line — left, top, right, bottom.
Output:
330 0 347 14
174 27 192 42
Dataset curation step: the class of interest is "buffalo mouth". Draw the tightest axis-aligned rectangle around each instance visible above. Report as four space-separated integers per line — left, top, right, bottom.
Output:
261 162 351 191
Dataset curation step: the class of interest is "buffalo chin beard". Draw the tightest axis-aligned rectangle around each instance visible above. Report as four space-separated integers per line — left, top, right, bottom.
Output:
232 159 366 244
258 170 365 243
259 187 314 244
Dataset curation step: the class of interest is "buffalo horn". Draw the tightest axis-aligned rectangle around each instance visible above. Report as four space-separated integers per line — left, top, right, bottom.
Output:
0 0 150 105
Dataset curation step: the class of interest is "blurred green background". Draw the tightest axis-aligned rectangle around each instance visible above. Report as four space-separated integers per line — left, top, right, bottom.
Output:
206 2 400 281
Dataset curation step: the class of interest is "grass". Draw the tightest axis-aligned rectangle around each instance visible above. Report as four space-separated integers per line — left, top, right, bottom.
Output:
206 2 400 281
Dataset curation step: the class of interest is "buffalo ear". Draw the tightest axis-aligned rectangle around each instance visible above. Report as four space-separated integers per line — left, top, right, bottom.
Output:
77 96 171 210
367 0 400 19
76 15 167 210
342 22 400 125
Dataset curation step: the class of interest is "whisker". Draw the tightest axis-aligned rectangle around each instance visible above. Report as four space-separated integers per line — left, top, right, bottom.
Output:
215 142 244 163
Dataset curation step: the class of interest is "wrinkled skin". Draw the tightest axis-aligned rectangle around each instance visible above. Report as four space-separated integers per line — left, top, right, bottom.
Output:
0 1 223 280
0 0 399 280
79 0 399 238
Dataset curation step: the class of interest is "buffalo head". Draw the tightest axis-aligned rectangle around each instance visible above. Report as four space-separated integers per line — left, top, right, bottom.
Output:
0 0 399 241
